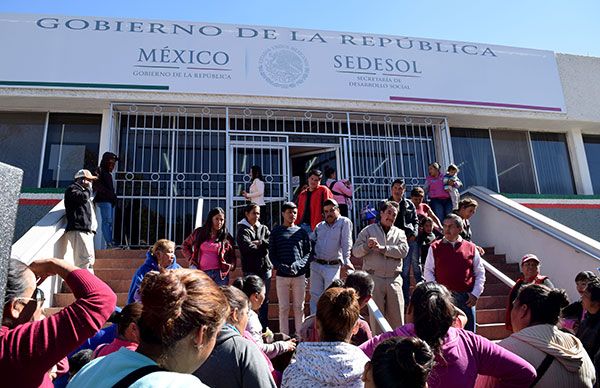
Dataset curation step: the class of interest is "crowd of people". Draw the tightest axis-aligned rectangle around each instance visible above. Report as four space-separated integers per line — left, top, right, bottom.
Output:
3 160 600 388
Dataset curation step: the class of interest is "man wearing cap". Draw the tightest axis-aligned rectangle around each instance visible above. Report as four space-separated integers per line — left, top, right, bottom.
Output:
424 213 485 332
94 152 119 248
64 169 98 272
505 253 554 330
309 198 355 314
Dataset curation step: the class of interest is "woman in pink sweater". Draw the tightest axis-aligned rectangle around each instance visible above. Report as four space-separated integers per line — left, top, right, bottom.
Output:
0 258 116 387
359 282 536 388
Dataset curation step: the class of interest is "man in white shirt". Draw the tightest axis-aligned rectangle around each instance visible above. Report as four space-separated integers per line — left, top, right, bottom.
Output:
424 213 485 332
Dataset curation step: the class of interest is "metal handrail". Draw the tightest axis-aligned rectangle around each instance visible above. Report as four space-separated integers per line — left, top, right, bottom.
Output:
367 298 393 333
481 258 516 288
463 186 600 261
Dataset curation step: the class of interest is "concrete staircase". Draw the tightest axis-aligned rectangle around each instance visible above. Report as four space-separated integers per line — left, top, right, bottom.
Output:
50 247 518 340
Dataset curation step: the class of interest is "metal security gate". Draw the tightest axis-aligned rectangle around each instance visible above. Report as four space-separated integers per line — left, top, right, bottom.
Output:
111 104 448 246
113 106 227 247
228 134 289 232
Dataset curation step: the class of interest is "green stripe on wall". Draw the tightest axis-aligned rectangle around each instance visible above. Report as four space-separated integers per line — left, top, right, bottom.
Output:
21 188 65 194
0 81 169 90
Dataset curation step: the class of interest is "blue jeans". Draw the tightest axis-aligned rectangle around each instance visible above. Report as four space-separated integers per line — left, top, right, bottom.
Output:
429 197 453 223
401 240 422 305
245 270 272 330
204 269 229 286
452 291 476 332
97 202 114 247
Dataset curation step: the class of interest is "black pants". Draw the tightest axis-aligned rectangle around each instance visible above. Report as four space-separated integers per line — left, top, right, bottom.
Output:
339 204 349 218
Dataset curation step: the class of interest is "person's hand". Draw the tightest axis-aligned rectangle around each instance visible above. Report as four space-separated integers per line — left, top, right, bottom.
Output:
241 191 248 199
343 262 355 272
476 246 485 255
283 339 297 352
251 240 261 246
466 293 478 307
367 237 378 249
28 258 77 284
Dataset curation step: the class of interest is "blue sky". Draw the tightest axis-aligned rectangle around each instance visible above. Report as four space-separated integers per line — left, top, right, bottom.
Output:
1 0 599 57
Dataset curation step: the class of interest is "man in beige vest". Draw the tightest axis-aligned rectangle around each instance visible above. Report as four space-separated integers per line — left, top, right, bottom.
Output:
352 201 408 332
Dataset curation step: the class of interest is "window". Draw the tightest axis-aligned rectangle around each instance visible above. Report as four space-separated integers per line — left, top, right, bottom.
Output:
583 135 600 194
0 112 47 187
450 128 498 191
530 132 575 194
491 130 537 194
40 114 101 188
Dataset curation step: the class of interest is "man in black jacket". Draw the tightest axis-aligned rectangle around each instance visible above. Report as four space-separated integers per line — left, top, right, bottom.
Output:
94 152 118 248
236 202 272 328
388 178 420 307
64 169 97 272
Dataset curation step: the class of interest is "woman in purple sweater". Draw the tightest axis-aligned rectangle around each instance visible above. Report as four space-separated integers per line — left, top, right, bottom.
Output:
359 282 536 388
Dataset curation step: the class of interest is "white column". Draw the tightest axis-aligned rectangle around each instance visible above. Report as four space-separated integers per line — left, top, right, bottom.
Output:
97 108 114 163
566 128 594 194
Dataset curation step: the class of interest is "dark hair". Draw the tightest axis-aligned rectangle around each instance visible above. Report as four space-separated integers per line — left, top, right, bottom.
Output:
196 207 228 244
250 165 264 182
411 187 425 197
323 199 339 209
584 278 600 302
308 169 323 179
327 279 346 289
282 201 297 212
232 275 264 297
515 284 569 326
316 287 360 342
410 282 455 354
576 271 597 283
391 178 405 188
114 302 143 337
380 200 399 213
344 270 375 300
429 162 441 171
220 286 249 322
457 198 478 211
137 269 229 349
324 166 335 178
371 337 435 388
447 164 459 172
5 258 30 303
243 203 260 217
420 217 434 228
69 349 94 376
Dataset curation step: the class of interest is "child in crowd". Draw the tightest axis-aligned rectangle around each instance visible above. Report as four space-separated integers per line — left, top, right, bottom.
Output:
417 217 438 269
362 337 435 388
443 164 462 209
561 270 597 334
232 275 296 359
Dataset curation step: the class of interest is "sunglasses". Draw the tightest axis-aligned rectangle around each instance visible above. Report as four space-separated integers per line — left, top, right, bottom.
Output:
13 288 45 306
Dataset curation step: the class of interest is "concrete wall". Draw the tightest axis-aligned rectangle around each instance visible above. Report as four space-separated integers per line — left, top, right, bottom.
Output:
531 207 600 242
469 196 600 302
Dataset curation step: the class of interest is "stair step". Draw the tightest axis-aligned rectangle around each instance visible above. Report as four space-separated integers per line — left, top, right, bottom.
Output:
482 247 495 255
482 254 507 265
94 258 145 269
95 249 148 260
476 323 511 341
477 296 507 309
53 292 129 307
477 308 506 324
95 269 138 280
481 283 511 296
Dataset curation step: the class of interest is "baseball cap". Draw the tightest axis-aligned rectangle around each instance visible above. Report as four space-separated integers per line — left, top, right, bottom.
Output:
521 254 540 265
74 169 97 180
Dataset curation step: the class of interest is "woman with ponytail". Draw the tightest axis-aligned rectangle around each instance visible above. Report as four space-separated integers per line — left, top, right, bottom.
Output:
93 302 143 357
69 269 229 387
359 282 536 388
478 284 595 387
282 287 370 388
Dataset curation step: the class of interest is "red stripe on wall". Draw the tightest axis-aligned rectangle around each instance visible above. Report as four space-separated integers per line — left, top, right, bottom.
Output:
19 199 61 206
522 203 600 209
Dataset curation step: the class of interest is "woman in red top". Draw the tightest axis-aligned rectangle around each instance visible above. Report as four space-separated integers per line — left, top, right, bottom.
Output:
505 254 554 331
0 257 116 387
182 207 236 285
